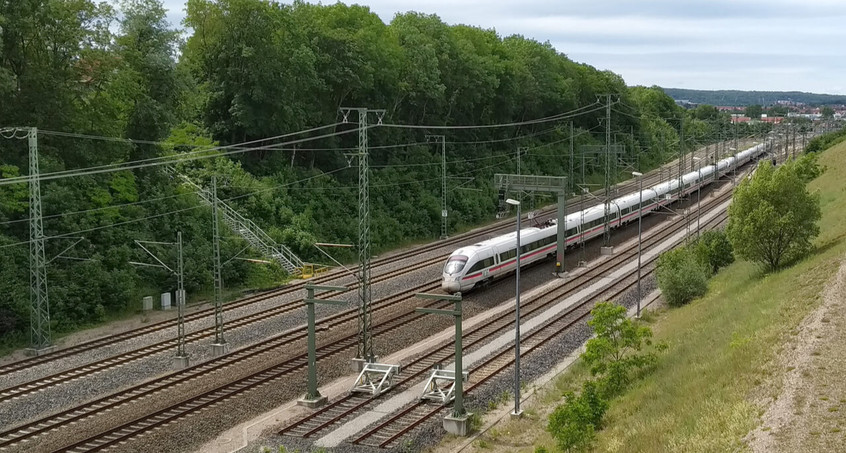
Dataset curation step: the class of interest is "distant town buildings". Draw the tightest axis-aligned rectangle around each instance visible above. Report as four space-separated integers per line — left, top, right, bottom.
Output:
673 99 844 122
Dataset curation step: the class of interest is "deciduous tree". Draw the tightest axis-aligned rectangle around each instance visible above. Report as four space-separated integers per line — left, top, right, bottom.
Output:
727 157 822 271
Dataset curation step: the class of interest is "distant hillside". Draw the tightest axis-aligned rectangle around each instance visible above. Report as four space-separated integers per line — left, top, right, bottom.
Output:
661 88 846 107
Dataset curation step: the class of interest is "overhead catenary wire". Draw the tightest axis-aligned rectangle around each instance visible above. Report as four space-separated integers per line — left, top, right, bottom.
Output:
0 121 605 226
0 125 372 186
378 102 606 130
0 190 201 226
0 154 515 250
0 126 586 227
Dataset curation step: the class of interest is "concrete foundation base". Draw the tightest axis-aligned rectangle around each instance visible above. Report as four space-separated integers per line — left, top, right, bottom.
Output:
211 343 229 357
25 346 55 357
172 355 190 369
600 246 615 256
510 409 524 420
554 271 569 279
443 412 473 436
578 260 588 268
297 395 328 409
351 357 380 372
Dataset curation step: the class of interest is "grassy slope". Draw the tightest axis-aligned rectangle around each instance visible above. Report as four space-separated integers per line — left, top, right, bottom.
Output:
459 141 846 453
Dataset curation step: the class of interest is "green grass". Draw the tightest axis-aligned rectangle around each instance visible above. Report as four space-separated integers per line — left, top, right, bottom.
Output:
585 142 846 452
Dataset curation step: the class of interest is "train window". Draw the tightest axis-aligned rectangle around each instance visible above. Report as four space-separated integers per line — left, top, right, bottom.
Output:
467 261 485 273
499 249 516 261
566 228 576 237
482 257 495 268
444 255 468 275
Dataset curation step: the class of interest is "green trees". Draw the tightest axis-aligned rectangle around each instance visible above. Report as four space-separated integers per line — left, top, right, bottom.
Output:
821 106 835 119
693 230 735 274
0 0 701 346
727 156 822 271
805 126 846 154
745 104 763 119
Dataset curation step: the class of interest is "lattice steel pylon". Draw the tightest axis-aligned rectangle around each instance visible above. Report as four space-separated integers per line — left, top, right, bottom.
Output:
27 127 51 350
341 107 385 363
603 94 613 247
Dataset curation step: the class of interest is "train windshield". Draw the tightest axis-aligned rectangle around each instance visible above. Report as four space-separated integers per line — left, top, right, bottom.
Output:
444 255 468 275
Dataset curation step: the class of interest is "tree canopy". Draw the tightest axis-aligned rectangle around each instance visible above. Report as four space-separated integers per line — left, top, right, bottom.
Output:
727 155 823 271
0 0 735 345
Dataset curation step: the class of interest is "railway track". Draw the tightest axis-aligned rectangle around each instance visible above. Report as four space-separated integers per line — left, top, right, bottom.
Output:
280 186 733 447
0 148 747 451
0 141 723 381
0 254 448 402
351 207 731 449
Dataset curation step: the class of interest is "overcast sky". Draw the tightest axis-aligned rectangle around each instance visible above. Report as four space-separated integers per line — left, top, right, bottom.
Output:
159 0 846 95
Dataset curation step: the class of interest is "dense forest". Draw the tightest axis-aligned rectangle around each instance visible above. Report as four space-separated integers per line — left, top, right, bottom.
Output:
662 88 846 107
0 0 758 347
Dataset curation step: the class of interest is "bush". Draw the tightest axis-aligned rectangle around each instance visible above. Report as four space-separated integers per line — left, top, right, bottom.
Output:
692 230 734 274
583 302 657 395
656 247 710 306
547 381 608 452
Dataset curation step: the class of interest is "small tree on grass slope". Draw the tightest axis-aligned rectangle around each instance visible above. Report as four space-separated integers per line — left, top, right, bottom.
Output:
656 247 710 306
727 156 822 271
547 303 662 452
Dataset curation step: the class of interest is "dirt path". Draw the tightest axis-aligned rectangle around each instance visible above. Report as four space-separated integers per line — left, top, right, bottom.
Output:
748 256 846 452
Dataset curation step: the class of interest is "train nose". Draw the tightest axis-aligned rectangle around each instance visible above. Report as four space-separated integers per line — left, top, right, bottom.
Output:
442 277 461 293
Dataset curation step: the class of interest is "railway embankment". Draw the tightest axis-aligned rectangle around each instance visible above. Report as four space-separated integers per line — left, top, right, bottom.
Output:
441 140 846 453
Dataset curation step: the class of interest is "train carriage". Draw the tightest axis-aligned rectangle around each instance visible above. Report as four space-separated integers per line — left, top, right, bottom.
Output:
442 143 767 293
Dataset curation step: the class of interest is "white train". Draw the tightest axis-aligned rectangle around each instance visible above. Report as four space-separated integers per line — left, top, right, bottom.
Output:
441 143 767 293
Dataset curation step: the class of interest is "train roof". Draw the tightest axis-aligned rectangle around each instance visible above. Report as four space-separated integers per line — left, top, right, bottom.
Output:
452 226 544 255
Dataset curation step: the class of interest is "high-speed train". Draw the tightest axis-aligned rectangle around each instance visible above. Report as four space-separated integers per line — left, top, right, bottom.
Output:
441 143 766 293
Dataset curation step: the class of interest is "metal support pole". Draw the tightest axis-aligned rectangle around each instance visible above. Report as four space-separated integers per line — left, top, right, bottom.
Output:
341 107 385 365
556 192 566 276
428 135 448 239
697 167 702 238
211 176 225 348
357 108 372 362
176 231 187 358
636 174 643 318
569 122 574 193
301 284 347 406
517 147 527 175
513 201 522 417
306 286 320 400
603 95 612 247
415 293 465 419
454 296 464 417
132 235 187 365
678 116 684 199
27 127 51 351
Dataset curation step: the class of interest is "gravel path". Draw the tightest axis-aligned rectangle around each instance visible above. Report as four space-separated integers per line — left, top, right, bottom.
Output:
748 256 846 452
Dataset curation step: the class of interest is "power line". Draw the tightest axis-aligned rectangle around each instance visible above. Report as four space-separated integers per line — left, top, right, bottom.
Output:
0 156 513 251
379 102 605 130
0 125 369 186
0 191 200 226
38 122 344 149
